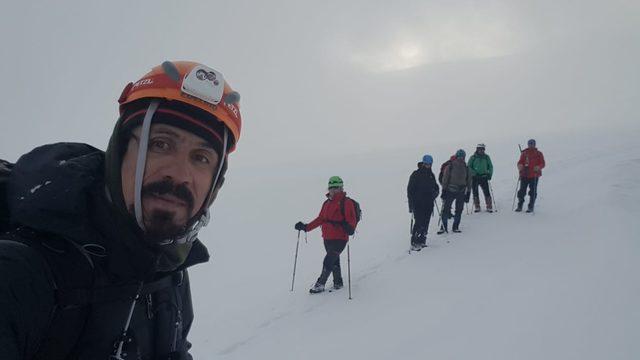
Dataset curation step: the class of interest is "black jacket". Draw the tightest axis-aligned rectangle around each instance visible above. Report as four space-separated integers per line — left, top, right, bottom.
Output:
407 165 440 211
0 143 210 360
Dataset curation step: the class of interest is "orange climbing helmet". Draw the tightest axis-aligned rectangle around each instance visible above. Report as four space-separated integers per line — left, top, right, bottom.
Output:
118 60 242 152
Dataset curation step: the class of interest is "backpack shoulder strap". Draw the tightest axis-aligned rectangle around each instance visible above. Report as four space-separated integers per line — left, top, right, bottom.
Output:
0 160 14 232
340 197 347 219
340 197 358 235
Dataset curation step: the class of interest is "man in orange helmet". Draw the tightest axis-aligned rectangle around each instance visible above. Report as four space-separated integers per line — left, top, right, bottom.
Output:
0 61 241 359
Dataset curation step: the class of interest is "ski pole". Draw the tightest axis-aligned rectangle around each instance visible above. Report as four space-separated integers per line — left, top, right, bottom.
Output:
410 215 414 235
534 177 540 210
290 231 301 292
488 180 498 212
512 144 524 211
435 199 442 228
347 243 352 300
511 177 520 211
409 213 415 254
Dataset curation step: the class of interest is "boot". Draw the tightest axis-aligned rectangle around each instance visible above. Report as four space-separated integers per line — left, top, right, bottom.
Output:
452 213 461 231
526 203 535 213
485 195 493 213
473 197 481 212
411 243 422 251
332 264 343 287
438 217 449 234
309 283 325 294
332 282 343 290
515 201 524 212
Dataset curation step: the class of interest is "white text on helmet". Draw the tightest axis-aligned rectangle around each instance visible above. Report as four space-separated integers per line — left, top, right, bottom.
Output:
224 102 240 121
132 78 154 89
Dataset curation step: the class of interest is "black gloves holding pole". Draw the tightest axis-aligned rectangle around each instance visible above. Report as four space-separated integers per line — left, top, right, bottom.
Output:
294 221 307 231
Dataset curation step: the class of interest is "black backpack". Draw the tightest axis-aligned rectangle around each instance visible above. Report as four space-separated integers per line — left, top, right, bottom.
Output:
339 197 361 236
1 159 14 232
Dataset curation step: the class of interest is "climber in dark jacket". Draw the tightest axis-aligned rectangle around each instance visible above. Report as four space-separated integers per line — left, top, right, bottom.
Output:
407 155 440 250
0 61 243 360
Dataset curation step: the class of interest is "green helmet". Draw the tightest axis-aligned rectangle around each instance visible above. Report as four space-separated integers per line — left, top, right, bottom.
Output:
328 176 344 189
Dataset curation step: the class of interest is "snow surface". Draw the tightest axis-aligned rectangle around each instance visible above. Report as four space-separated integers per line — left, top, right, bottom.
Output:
187 128 640 360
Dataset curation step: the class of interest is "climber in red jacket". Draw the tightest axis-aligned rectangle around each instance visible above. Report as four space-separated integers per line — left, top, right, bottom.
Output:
295 176 357 294
516 139 546 212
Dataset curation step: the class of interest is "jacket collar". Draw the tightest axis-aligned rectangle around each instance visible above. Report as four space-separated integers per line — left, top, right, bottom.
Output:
326 191 346 201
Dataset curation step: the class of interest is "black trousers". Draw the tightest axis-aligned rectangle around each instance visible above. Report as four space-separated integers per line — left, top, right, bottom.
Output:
411 205 434 245
442 191 465 230
517 177 539 205
472 176 491 200
317 239 348 286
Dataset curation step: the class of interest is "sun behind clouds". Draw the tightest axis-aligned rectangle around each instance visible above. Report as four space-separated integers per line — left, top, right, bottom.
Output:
344 7 521 73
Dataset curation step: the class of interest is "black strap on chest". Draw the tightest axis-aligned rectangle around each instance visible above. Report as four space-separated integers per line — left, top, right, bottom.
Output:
56 272 182 307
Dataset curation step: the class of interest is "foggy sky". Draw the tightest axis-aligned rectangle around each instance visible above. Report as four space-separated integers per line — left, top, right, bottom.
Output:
1 0 638 164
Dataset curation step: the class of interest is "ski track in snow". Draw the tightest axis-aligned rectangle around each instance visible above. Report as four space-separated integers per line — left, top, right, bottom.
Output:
217 224 491 356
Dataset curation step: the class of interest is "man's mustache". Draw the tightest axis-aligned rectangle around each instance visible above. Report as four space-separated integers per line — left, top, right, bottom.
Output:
141 179 195 211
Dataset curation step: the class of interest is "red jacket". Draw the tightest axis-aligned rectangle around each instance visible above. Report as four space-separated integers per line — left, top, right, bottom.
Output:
518 148 546 179
306 191 357 241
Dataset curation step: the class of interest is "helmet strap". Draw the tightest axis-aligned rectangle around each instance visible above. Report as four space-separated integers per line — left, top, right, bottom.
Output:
134 100 160 230
211 127 228 199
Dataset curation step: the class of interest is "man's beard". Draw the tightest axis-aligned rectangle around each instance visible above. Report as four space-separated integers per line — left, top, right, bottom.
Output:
144 208 186 242
131 179 197 242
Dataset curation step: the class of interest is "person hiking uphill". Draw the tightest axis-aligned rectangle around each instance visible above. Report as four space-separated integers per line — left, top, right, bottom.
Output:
0 61 243 360
468 143 494 212
407 155 439 251
295 176 358 294
516 139 546 212
438 149 472 234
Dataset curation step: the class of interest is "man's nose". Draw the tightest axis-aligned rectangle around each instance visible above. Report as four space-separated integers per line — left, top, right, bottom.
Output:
161 157 193 185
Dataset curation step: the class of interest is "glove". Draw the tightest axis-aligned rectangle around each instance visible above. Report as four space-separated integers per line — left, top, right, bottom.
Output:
517 164 524 172
487 175 492 180
295 221 307 231
408 204 413 213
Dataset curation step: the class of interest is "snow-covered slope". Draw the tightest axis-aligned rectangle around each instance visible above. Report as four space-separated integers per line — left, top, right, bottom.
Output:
188 129 640 360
